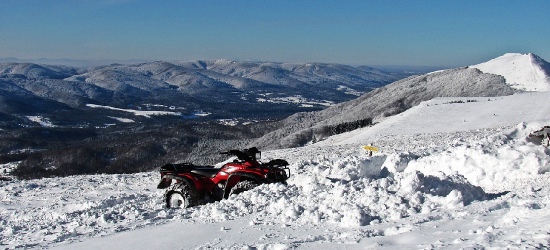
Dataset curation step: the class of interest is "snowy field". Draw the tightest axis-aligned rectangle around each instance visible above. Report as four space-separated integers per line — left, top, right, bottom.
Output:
2 89 550 249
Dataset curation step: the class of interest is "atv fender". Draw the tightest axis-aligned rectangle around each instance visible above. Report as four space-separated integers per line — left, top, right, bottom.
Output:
158 174 181 189
158 175 199 199
158 173 192 189
157 178 172 189
223 173 264 199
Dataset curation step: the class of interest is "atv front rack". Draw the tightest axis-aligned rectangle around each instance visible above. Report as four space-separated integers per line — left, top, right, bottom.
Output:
263 159 290 183
265 166 290 183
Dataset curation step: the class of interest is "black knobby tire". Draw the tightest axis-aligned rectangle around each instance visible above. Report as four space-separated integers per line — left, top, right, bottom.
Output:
165 182 197 209
228 180 258 198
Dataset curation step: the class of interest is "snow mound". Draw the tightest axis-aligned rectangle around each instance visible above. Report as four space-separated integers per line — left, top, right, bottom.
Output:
470 53 550 91
2 121 550 249
403 122 550 192
191 155 494 229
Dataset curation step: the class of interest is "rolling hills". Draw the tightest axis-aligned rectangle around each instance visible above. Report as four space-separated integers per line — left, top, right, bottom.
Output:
0 60 407 128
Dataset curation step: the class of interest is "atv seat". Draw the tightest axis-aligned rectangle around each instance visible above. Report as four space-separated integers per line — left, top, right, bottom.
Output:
191 168 221 178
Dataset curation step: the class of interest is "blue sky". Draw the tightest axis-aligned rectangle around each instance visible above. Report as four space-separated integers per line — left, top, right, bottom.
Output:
1 0 549 67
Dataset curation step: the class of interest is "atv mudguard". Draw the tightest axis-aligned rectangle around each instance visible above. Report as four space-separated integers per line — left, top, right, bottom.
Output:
157 178 172 189
157 174 194 190
158 174 201 202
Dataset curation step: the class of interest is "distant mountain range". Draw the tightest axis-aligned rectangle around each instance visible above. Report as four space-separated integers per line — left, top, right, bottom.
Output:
0 57 146 68
252 53 550 149
0 60 410 128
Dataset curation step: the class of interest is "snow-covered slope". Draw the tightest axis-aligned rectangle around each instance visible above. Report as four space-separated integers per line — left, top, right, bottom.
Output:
253 66 515 149
322 92 550 146
2 91 550 249
470 53 550 91
254 53 550 149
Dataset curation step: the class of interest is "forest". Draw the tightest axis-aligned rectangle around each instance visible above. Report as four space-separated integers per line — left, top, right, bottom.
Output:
3 120 263 179
2 116 373 179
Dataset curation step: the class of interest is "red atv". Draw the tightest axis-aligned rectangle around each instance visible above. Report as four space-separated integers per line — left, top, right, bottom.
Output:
157 147 290 208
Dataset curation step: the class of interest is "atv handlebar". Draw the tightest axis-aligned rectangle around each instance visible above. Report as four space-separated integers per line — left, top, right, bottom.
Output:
220 148 261 161
220 150 242 155
220 150 249 160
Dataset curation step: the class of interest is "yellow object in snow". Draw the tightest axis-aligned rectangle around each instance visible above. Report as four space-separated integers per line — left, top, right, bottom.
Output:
362 145 379 152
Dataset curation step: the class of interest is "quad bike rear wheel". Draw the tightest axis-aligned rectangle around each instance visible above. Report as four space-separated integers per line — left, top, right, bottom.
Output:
228 180 258 198
165 182 196 208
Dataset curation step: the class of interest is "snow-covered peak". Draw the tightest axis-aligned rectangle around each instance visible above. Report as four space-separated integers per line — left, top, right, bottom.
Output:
211 58 235 65
470 53 550 91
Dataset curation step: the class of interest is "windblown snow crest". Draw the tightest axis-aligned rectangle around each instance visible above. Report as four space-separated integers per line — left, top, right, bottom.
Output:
470 53 550 91
406 122 550 192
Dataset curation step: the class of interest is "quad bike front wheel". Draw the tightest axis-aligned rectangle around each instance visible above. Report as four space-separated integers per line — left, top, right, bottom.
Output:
165 182 196 209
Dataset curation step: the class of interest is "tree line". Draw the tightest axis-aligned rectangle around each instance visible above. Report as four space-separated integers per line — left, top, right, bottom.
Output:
3 117 373 179
6 120 266 179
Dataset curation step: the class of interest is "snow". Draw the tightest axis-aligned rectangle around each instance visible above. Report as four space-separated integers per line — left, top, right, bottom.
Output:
86 104 182 118
470 53 550 91
194 111 212 117
0 162 18 177
337 85 363 96
108 116 135 123
218 118 263 126
321 93 550 145
257 94 335 107
26 116 57 127
3 64 550 248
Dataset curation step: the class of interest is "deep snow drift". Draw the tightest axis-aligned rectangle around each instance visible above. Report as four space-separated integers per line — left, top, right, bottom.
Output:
2 91 550 249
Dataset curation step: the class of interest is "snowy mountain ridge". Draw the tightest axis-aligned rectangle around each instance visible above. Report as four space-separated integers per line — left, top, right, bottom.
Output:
253 53 550 149
0 60 407 127
470 53 550 91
